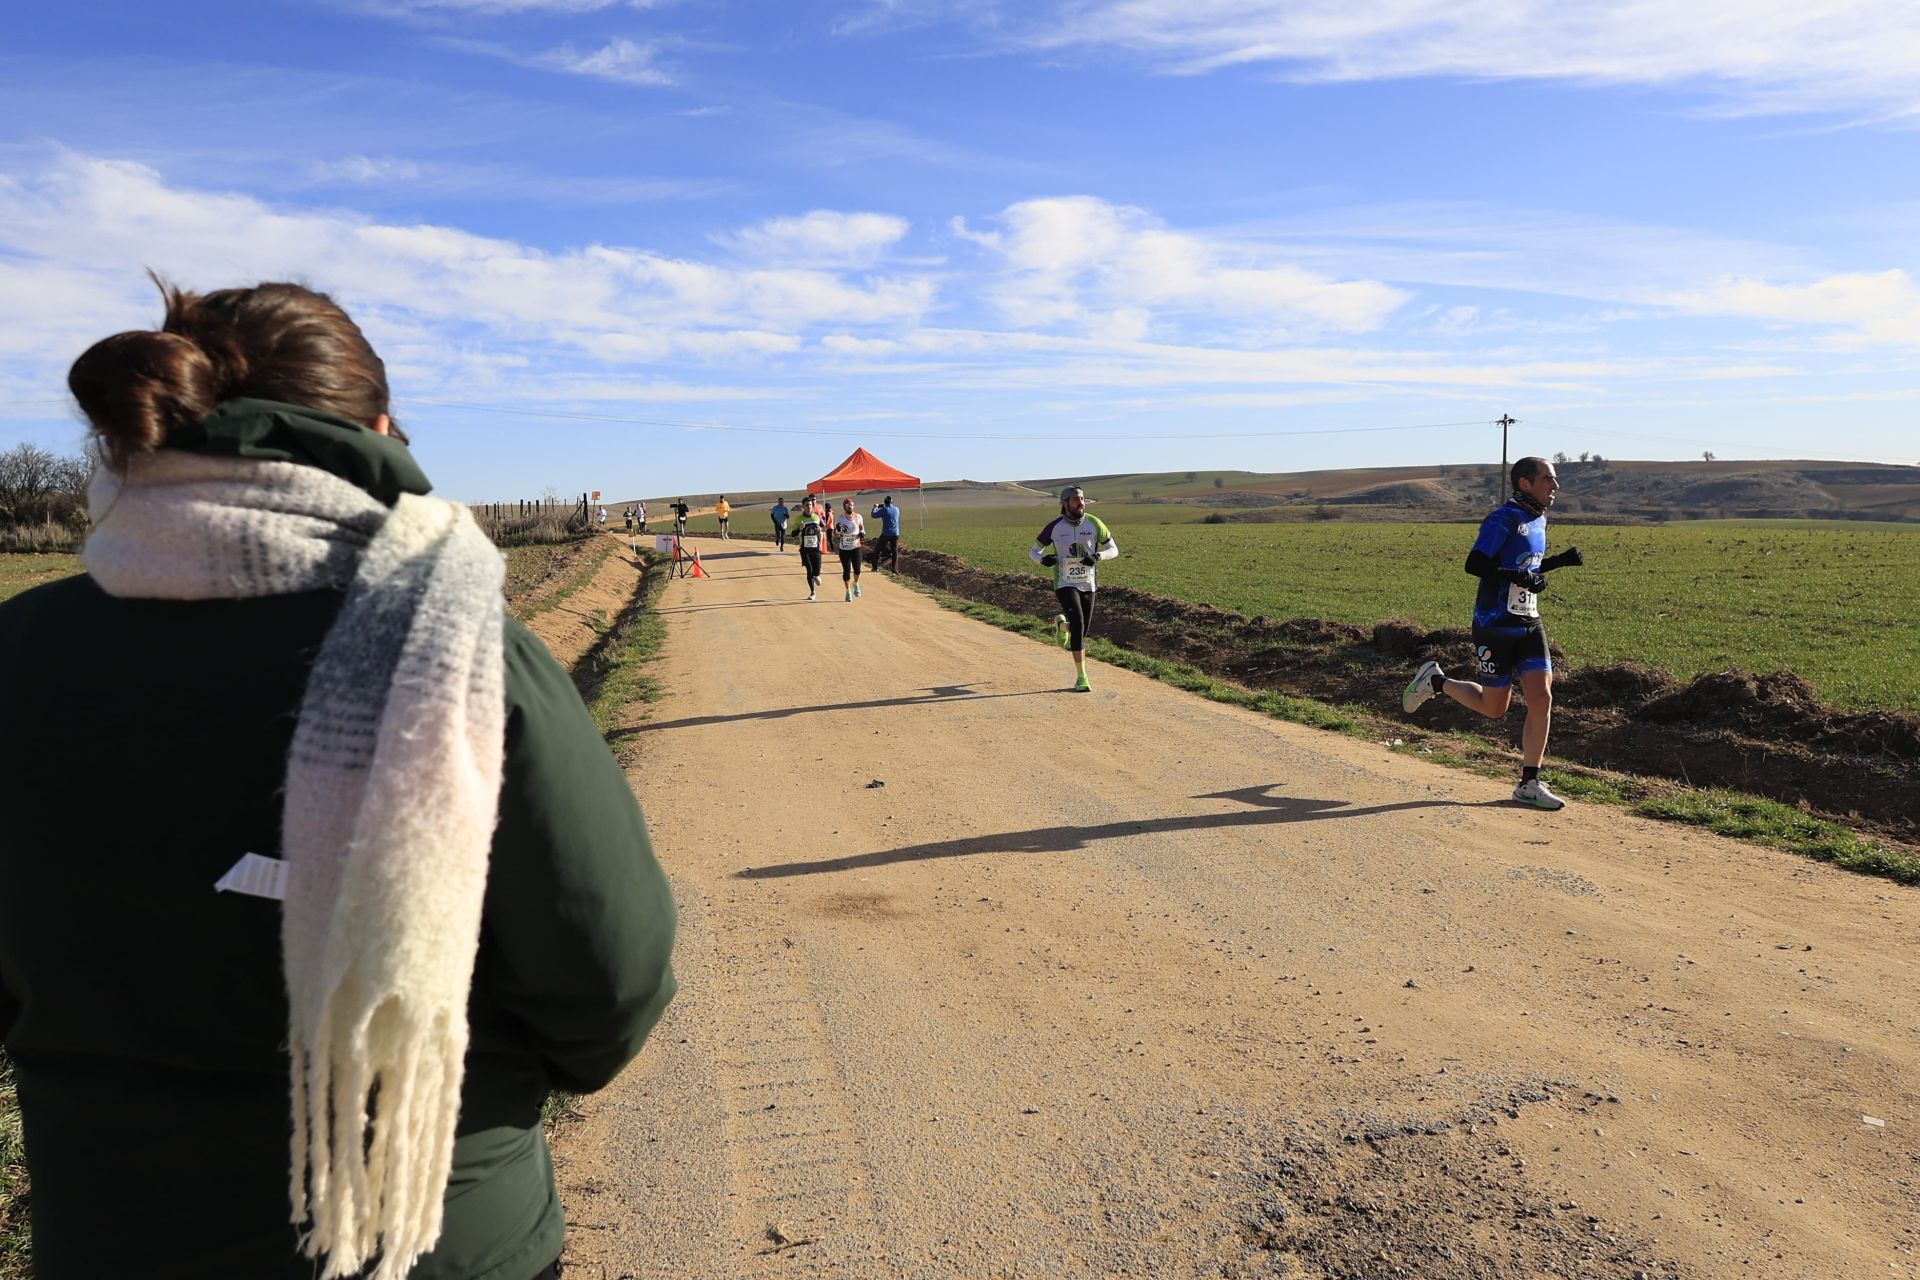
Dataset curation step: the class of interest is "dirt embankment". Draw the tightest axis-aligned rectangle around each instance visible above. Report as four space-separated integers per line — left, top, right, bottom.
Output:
893 548 1920 841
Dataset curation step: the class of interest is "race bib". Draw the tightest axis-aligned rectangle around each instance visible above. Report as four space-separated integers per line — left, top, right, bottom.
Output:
838 533 860 551
801 533 819 549
1506 581 1540 618
1061 559 1093 586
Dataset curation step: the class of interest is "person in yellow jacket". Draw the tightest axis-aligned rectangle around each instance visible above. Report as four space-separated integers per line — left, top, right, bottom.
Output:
715 496 731 540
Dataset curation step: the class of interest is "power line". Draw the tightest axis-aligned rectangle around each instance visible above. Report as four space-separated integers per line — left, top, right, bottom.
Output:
397 397 1493 442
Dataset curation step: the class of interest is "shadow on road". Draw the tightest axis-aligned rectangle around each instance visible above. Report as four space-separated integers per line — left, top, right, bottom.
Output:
657 599 818 615
736 784 1478 879
612 683 1050 738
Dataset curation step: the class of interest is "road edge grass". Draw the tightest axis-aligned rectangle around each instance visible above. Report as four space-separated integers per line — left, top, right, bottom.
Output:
511 536 616 624
574 552 670 735
544 551 671 1140
898 576 1920 886
0 1051 26 1280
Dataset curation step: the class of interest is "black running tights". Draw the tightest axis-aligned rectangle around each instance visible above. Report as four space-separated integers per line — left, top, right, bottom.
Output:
1055 586 1094 651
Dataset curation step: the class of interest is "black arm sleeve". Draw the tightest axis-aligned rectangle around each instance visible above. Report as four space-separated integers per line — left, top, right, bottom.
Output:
1465 549 1499 579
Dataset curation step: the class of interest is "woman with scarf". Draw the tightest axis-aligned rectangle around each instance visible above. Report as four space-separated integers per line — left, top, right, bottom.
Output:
0 280 677 1280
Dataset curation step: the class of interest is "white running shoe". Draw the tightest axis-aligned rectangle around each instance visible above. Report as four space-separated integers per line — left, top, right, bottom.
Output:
1402 659 1444 713
1512 778 1566 811
807 592 815 601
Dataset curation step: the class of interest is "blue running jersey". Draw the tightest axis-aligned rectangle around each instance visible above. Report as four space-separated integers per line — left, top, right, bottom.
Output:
1470 499 1548 628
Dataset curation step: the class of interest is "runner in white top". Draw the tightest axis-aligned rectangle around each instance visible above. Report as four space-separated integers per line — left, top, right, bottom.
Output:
1029 485 1118 692
832 499 866 602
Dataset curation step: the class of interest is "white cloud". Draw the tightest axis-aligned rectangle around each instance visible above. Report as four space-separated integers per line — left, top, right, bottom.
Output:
1017 1 1920 120
535 36 675 86
0 152 937 395
1661 269 1920 346
307 155 425 185
716 211 910 266
953 195 1408 336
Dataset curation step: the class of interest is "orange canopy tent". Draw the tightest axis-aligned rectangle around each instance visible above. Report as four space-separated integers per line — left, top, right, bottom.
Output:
807 447 920 495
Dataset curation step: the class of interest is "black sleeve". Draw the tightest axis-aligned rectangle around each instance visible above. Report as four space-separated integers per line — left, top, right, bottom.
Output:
1465 549 1499 579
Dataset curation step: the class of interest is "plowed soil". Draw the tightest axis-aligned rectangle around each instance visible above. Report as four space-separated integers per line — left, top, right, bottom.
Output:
893 550 1920 843
553 540 1920 1280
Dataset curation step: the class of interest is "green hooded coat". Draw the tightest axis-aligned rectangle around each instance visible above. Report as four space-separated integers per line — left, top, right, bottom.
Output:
0 402 677 1280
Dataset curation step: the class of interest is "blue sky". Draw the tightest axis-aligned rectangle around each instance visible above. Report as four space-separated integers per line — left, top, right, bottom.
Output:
3 1 1919 501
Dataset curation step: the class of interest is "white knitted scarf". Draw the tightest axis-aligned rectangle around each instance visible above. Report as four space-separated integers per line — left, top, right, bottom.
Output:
86 449 506 1280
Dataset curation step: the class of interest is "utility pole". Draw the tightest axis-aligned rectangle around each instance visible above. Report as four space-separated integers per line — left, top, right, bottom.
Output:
1495 414 1518 474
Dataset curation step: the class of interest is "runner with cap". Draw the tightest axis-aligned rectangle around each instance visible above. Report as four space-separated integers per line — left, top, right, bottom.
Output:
1030 485 1119 692
1400 456 1585 810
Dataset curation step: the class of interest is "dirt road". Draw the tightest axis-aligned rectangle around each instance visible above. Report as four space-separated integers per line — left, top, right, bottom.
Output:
556 539 1918 1280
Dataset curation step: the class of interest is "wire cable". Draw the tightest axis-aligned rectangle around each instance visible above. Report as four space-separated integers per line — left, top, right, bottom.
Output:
396 397 1492 442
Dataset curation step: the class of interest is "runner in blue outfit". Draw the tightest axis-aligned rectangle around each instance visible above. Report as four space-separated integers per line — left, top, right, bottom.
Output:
770 497 790 552
869 495 903 571
1400 457 1586 810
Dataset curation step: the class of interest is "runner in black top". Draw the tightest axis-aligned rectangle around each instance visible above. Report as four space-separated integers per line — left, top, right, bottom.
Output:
1400 457 1586 810
794 498 826 600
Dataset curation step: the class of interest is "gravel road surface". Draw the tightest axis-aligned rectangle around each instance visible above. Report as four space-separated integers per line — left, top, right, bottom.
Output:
554 538 1918 1280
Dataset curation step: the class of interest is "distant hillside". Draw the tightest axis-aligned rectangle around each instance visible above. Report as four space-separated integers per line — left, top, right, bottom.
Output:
1021 459 1920 523
598 458 1919 524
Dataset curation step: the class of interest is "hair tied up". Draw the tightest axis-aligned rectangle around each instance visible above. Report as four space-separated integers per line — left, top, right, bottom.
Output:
68 271 393 466
69 274 230 465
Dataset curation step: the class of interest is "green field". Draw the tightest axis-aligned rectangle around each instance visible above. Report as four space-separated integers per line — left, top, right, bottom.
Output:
6 514 1918 712
0 554 80 605
913 515 1920 713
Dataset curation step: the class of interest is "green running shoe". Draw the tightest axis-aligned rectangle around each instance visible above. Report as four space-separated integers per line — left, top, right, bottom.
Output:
1055 613 1070 648
1072 674 1091 693
854 582 861 598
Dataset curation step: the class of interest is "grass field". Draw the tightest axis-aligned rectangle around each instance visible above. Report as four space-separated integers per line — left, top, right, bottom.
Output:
0 554 80 605
913 514 1920 713
6 514 1918 712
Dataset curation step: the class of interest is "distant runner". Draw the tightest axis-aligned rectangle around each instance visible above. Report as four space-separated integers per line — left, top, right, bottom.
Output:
832 498 865 602
623 505 634 534
770 497 790 552
795 497 825 600
715 495 731 540
869 495 902 571
636 499 647 533
670 498 690 539
1401 456 1585 810
1030 486 1118 693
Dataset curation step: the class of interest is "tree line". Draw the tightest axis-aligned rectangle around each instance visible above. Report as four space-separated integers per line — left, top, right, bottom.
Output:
0 444 92 552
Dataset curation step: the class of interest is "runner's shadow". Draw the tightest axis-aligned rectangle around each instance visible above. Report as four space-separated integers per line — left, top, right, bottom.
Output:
736 784 1473 879
609 683 1048 739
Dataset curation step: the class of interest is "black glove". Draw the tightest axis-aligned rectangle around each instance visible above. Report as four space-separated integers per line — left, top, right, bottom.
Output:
1041 553 1058 567
1079 556 1096 566
1500 568 1549 595
1541 547 1584 573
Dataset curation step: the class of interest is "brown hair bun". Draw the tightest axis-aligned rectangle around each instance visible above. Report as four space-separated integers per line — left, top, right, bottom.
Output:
68 328 223 464
67 274 395 465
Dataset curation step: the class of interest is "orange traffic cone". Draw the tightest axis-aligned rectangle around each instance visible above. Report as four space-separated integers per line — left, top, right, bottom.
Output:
689 547 711 579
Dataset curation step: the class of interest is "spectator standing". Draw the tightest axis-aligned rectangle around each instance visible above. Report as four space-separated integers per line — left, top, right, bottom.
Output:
770 496 790 552
0 278 676 1280
869 494 903 571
